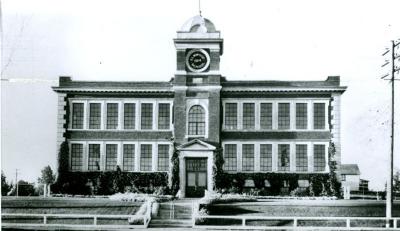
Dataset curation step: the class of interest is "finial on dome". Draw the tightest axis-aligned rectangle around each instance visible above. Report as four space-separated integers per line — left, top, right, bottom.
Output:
199 0 202 16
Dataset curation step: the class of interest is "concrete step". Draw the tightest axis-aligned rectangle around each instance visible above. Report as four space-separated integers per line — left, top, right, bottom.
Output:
149 219 192 228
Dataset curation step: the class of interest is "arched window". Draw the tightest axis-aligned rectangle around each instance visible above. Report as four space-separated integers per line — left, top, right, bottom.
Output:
188 105 205 136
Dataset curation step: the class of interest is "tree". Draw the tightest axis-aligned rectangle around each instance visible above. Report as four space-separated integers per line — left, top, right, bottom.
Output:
38 166 55 197
394 170 400 193
10 180 35 196
1 171 13 196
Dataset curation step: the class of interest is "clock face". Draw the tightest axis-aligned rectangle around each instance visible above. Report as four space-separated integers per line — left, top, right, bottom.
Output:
186 49 210 72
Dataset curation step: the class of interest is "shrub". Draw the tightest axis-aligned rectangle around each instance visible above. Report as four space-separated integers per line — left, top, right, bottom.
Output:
215 173 332 197
52 171 168 195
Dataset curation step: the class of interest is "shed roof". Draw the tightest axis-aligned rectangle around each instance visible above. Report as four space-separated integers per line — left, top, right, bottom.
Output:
341 164 361 175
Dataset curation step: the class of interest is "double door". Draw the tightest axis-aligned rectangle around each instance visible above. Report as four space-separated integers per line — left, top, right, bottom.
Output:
185 158 207 197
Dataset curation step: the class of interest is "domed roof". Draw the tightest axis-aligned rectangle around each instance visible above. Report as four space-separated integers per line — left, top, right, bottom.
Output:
180 15 216 33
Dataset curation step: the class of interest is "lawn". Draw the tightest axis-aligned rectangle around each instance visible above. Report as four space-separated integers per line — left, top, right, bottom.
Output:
2 197 141 215
1 197 142 226
198 200 400 228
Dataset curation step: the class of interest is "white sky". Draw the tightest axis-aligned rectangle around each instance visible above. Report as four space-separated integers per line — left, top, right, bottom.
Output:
1 0 399 190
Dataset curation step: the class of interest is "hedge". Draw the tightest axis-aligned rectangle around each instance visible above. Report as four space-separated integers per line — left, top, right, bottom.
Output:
215 173 332 196
52 170 168 195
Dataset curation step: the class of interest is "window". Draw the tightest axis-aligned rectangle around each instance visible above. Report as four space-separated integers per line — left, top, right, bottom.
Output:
223 144 237 171
105 144 118 171
314 144 326 171
341 175 346 181
89 103 101 129
278 144 290 171
140 144 152 171
72 103 84 129
296 103 308 129
296 144 308 172
242 103 255 129
158 103 170 130
157 144 169 171
88 144 101 171
260 144 272 171
141 103 153 130
313 103 326 129
278 103 290 129
70 143 83 171
224 103 238 129
124 103 136 129
260 103 273 129
123 144 135 171
188 105 205 136
106 103 119 129
242 144 254 171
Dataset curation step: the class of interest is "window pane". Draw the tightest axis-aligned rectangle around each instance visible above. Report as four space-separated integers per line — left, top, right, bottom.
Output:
260 103 273 129
296 144 308 172
88 144 101 171
198 173 207 187
140 144 152 171
314 103 326 129
141 103 153 130
278 144 290 171
242 144 254 171
260 144 272 171
223 144 237 171
157 144 170 171
188 173 196 186
188 105 205 135
89 103 101 129
314 144 326 171
296 103 308 129
158 103 170 130
123 144 135 171
106 103 119 129
124 103 136 129
72 103 84 129
278 103 290 129
71 144 83 171
106 144 118 171
242 103 255 129
224 103 237 130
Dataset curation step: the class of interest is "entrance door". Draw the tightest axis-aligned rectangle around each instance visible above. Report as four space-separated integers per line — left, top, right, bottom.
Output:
186 158 207 197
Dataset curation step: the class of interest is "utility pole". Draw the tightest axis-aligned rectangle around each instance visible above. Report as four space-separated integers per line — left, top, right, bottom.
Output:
382 39 400 228
15 169 19 197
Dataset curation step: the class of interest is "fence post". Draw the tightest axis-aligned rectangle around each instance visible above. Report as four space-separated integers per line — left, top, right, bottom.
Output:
93 216 97 225
293 218 297 227
43 215 47 225
346 218 350 228
242 218 246 226
394 218 397 228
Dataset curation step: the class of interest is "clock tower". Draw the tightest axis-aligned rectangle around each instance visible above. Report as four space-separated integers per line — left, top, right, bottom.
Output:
173 15 223 145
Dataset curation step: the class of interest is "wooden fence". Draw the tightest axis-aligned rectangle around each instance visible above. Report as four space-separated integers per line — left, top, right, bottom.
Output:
2 200 152 229
192 214 400 230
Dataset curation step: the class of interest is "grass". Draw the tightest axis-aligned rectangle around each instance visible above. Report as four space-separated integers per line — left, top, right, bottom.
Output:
1 197 143 226
197 200 400 228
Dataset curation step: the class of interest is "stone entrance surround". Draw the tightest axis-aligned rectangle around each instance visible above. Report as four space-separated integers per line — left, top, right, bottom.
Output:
177 139 215 198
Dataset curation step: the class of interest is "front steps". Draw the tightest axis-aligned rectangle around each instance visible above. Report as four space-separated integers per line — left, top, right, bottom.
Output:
149 200 194 228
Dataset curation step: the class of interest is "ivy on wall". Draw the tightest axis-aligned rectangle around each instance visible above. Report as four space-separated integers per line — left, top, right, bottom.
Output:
213 146 224 191
169 143 180 195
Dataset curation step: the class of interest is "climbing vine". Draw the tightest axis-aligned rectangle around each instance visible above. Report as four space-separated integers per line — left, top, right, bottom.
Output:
328 141 342 198
213 146 224 190
169 143 180 195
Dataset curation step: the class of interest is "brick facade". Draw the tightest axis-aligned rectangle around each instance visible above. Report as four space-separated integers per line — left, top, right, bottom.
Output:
52 15 346 197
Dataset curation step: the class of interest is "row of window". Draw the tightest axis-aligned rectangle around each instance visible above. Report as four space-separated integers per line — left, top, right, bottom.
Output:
70 100 172 130
223 142 328 172
223 101 328 131
70 142 171 172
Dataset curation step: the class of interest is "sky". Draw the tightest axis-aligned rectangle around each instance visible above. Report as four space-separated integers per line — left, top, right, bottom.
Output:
1 0 400 190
